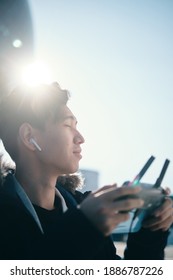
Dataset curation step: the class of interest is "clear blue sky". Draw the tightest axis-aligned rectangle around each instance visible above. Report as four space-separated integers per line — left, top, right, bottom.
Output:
28 0 173 191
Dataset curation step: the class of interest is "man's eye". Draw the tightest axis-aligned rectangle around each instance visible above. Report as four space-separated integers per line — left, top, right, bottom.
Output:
64 124 72 127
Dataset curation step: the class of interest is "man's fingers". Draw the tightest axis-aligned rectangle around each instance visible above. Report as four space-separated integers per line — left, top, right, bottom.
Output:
94 184 117 195
101 185 142 202
143 206 173 229
153 197 173 217
113 198 144 211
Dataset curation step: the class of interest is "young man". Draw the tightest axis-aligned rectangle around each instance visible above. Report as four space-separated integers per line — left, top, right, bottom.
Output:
0 82 172 259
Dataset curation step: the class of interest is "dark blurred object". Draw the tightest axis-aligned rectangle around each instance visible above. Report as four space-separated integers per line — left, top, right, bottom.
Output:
0 0 34 96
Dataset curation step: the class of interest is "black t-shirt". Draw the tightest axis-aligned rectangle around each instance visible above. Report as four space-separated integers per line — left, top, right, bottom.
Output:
33 196 63 233
33 196 118 260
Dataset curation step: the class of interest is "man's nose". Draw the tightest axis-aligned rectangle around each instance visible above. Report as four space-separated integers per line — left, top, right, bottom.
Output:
75 131 85 144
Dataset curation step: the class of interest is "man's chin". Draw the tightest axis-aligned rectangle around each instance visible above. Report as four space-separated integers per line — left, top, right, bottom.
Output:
67 165 79 174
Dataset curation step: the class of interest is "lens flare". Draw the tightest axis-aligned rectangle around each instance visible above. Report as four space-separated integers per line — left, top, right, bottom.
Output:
21 61 52 86
12 39 23 48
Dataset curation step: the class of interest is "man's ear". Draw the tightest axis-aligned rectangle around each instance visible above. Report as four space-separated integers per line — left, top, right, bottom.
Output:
18 123 35 151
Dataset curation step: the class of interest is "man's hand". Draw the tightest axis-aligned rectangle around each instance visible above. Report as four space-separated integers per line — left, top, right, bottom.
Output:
79 184 144 236
142 188 173 231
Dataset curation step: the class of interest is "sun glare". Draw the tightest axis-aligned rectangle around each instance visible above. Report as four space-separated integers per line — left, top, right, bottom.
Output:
21 61 52 86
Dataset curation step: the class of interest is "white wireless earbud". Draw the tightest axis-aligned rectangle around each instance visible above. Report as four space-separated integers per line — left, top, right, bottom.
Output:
30 138 42 152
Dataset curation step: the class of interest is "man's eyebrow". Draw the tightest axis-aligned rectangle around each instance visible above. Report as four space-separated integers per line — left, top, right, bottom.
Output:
62 115 78 123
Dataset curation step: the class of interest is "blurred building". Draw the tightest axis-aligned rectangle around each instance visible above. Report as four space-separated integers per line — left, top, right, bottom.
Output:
79 169 99 193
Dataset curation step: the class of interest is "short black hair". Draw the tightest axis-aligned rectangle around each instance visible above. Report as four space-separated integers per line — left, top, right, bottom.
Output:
0 82 69 155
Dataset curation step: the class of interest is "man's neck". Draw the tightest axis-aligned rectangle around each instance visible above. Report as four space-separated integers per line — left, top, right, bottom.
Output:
16 167 58 210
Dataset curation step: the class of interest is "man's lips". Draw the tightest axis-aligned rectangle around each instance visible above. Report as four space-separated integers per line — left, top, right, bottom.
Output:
73 150 82 159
